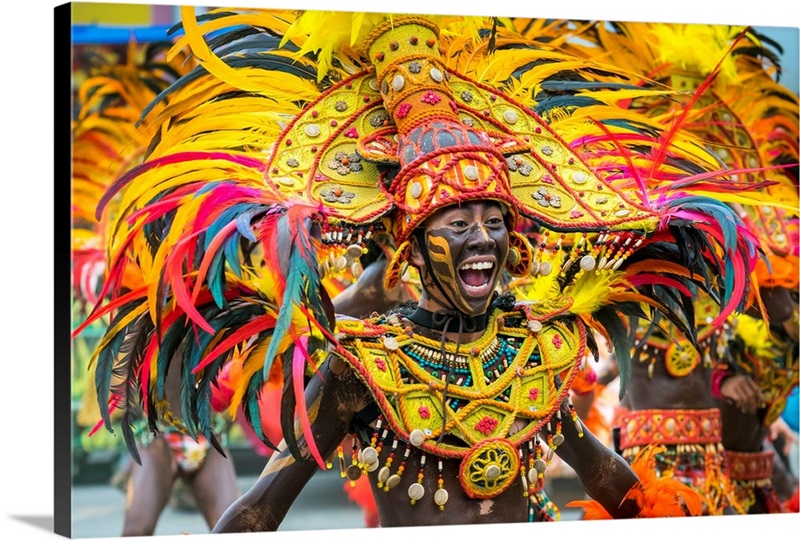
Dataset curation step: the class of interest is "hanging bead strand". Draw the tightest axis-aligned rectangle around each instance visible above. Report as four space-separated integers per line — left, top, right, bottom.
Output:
434 459 448 511
337 444 347 478
377 440 399 490
408 454 427 505
567 400 584 437
385 445 410 491
346 436 362 485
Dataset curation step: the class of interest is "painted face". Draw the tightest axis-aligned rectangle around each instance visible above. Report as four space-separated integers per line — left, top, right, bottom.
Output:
414 201 509 316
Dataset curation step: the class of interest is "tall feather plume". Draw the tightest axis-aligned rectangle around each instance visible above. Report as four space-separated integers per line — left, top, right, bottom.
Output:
72 39 207 451
72 40 192 314
491 21 794 396
82 6 350 463
576 21 797 309
554 22 798 398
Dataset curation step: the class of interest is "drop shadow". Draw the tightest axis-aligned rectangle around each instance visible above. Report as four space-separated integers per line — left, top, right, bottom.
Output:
7 514 53 533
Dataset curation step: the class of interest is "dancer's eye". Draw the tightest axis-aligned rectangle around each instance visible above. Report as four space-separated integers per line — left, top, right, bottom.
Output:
485 217 503 227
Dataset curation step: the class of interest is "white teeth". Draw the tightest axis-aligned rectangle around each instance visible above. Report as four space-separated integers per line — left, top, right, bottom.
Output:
459 261 494 271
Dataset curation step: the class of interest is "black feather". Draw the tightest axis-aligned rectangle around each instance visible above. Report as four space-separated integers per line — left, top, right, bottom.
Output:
592 307 632 399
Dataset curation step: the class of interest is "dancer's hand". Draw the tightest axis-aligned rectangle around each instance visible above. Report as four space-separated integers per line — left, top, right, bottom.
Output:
720 374 763 414
769 417 798 456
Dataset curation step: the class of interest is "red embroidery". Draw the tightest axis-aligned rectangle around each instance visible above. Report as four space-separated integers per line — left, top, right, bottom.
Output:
529 388 540 400
418 406 430 419
375 358 387 371
397 103 412 118
475 416 498 435
552 334 563 349
421 91 441 105
344 127 358 138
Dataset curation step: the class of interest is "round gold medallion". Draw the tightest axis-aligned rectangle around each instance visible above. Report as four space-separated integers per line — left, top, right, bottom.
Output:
664 340 699 377
458 439 519 499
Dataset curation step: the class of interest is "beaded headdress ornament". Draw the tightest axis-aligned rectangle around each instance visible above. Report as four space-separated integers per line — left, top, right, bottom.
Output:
262 16 667 291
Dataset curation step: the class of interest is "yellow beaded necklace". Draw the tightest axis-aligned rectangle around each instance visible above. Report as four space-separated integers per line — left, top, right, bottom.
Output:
333 304 586 501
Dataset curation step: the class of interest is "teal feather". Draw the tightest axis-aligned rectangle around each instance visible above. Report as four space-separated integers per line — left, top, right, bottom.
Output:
593 307 632 399
94 328 126 435
223 233 242 278
121 408 142 465
243 367 269 444
224 233 244 279
94 301 142 434
155 314 187 402
262 257 302 378
261 211 325 378
279 343 303 463
207 249 228 309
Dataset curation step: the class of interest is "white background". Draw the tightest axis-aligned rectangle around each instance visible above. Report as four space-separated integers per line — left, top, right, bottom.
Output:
1 0 798 539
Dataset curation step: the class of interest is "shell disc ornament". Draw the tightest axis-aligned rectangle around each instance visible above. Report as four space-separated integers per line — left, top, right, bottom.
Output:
458 439 520 499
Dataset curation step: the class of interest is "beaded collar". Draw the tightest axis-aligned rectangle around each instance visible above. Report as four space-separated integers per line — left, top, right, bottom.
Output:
333 304 587 504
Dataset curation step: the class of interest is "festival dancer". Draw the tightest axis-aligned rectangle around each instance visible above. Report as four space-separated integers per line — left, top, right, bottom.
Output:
77 10 773 530
714 284 799 513
561 21 799 515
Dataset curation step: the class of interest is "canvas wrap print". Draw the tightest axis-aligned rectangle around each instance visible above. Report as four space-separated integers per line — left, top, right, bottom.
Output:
58 1 800 538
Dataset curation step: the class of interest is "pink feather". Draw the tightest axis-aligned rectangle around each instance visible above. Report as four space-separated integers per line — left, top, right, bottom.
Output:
290 332 326 470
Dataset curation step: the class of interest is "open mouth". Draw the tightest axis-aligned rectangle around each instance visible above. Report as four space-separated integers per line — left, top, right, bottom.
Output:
458 260 496 296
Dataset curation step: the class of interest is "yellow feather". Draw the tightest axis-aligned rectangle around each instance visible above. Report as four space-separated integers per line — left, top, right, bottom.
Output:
565 270 630 316
178 6 290 94
647 23 747 83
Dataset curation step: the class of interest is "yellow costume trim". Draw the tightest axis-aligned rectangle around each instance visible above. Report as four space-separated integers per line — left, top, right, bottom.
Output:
729 314 799 426
333 304 585 498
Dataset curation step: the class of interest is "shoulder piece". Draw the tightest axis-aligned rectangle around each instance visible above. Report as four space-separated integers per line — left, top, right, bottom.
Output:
334 315 388 340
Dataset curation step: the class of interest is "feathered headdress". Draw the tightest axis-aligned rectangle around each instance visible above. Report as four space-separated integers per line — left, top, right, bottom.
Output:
566 22 798 334
76 9 779 466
